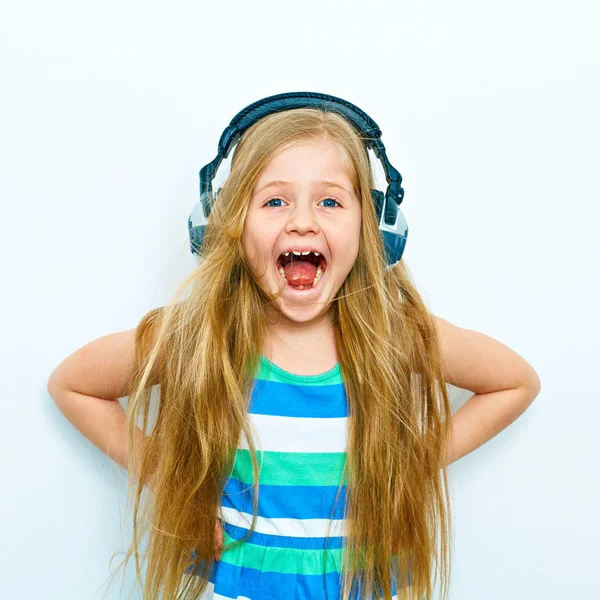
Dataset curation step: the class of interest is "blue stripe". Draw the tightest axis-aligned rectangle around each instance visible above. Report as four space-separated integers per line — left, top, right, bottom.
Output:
202 560 405 599
222 478 348 520
249 380 349 417
222 522 345 550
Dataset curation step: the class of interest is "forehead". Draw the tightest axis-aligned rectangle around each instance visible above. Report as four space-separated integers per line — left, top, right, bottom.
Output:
254 138 355 193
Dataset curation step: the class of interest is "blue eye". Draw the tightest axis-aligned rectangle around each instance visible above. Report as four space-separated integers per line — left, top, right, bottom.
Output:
265 198 285 207
320 198 339 208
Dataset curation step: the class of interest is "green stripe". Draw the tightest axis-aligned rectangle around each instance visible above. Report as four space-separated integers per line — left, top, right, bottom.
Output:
220 530 343 574
257 355 342 385
231 448 348 486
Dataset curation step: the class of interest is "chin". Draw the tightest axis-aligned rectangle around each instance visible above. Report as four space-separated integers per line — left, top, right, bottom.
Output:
273 299 331 325
261 270 339 325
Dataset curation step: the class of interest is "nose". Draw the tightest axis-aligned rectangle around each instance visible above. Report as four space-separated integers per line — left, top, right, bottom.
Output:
283 200 321 236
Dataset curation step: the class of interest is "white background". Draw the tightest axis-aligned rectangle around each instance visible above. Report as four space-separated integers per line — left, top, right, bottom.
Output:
1 1 598 598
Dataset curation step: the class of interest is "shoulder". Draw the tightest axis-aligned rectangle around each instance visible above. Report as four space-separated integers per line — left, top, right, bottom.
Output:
430 313 541 394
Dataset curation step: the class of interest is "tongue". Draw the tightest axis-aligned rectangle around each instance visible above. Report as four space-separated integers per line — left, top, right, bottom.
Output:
283 260 317 287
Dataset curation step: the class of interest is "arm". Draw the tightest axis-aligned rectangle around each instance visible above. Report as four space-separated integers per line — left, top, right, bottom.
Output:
432 315 541 466
48 326 225 560
47 328 156 480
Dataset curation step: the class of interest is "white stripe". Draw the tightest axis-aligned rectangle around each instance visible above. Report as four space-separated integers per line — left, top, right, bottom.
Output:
197 580 252 599
220 505 347 538
239 414 348 453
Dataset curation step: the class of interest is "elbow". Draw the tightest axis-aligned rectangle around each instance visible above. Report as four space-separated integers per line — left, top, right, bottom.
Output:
528 369 542 397
47 373 57 399
47 370 68 402
520 372 542 406
519 359 542 400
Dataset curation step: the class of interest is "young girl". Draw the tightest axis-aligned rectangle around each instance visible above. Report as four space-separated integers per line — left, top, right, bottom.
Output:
48 92 541 600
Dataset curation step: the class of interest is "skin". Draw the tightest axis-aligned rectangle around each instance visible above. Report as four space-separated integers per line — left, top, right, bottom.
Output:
242 137 362 371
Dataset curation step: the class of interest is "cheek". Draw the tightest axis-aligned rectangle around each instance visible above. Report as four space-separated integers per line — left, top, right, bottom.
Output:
242 223 274 273
339 216 361 262
339 229 361 277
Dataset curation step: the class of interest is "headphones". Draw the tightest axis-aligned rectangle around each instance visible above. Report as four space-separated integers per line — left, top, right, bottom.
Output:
188 91 408 266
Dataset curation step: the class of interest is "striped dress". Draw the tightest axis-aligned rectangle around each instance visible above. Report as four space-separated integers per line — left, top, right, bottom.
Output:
199 354 410 599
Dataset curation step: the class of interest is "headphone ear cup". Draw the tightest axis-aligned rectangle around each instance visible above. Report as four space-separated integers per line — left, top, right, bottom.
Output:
384 188 399 226
371 189 384 222
372 185 408 266
188 206 206 256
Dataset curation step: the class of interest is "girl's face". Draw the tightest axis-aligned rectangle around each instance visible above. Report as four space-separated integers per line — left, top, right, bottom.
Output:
242 137 362 324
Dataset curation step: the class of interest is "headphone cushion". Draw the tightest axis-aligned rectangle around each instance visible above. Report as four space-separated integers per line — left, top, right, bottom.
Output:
371 189 384 221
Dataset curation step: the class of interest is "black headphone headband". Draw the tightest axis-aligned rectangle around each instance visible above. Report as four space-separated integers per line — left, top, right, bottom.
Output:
199 91 404 219
221 91 382 155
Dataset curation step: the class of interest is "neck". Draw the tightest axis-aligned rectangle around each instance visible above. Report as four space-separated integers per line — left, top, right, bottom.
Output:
263 309 339 374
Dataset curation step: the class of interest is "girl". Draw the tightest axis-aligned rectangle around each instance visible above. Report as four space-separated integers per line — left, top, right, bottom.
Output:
48 93 541 600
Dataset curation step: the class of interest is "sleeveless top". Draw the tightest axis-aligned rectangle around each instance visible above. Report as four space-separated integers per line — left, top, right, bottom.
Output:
197 354 408 599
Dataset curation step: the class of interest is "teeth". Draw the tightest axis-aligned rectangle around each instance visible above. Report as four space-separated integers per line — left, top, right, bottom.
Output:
312 265 323 286
285 250 321 256
279 267 286 279
282 250 322 256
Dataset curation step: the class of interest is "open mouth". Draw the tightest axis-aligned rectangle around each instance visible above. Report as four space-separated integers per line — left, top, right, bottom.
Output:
276 251 328 291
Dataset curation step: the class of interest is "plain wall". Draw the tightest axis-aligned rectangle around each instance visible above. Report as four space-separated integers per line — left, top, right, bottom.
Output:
1 1 598 598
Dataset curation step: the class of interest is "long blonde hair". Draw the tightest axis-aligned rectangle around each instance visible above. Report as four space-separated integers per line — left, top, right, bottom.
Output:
111 108 453 600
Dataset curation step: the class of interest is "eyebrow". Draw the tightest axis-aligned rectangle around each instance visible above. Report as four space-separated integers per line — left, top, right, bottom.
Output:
255 180 352 194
